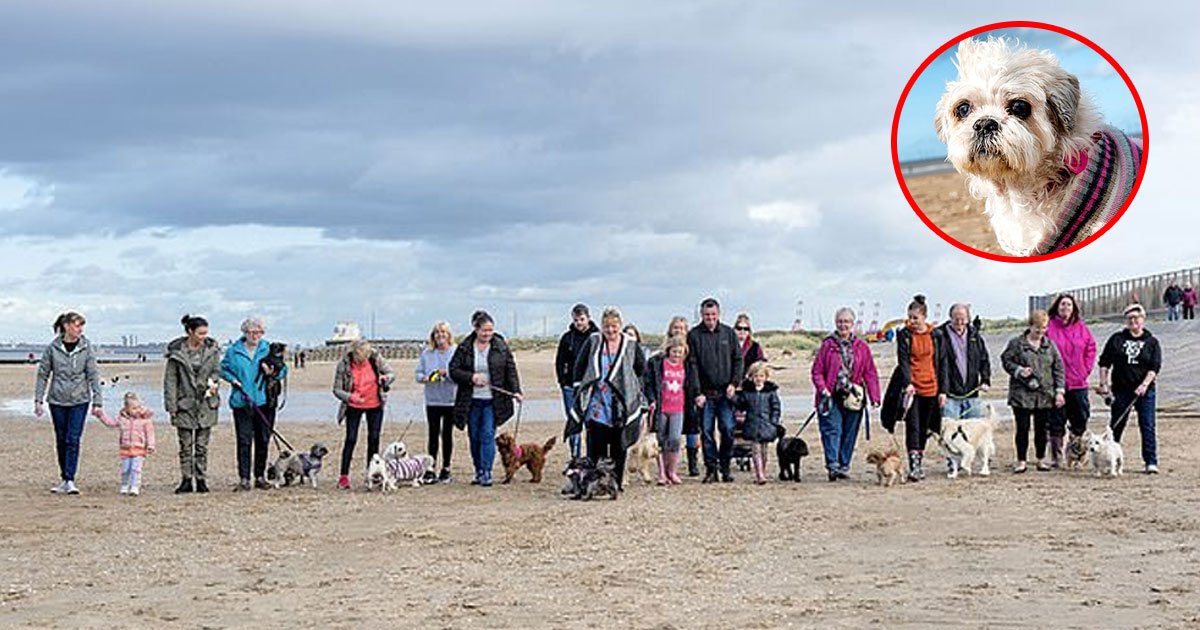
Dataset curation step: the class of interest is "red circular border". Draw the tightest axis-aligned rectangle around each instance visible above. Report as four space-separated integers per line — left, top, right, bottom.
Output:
891 21 1149 263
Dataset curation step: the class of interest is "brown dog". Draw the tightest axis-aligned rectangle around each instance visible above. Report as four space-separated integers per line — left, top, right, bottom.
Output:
866 448 905 487
495 434 557 484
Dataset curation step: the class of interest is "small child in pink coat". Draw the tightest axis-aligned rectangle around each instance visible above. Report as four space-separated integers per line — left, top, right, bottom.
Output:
98 392 156 495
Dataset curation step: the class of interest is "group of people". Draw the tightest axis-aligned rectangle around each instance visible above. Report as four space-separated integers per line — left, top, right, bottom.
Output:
1161 281 1197 321
31 292 1164 496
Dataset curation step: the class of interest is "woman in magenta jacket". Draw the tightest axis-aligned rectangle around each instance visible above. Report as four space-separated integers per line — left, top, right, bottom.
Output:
811 307 881 481
1044 293 1097 469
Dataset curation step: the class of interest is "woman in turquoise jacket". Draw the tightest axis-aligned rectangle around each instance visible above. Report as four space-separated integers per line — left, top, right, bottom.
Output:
220 317 287 491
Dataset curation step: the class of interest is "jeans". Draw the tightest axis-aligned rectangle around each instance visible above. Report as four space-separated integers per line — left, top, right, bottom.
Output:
561 386 581 459
120 455 145 488
467 399 497 482
1111 388 1157 466
700 394 736 471
941 396 983 420
425 405 455 470
232 405 276 481
341 406 384 476
1167 304 1181 321
50 403 89 482
818 399 863 473
1012 407 1050 461
656 411 684 452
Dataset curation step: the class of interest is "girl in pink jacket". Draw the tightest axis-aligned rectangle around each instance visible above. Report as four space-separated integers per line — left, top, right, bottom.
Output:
98 392 156 495
1044 294 1096 468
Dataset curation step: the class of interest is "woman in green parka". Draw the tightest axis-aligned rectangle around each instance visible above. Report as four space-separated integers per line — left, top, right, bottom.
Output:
163 315 222 494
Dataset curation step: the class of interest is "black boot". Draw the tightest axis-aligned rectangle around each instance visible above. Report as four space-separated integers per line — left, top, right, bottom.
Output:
174 478 193 494
720 464 734 483
701 467 718 484
194 478 209 493
686 447 700 477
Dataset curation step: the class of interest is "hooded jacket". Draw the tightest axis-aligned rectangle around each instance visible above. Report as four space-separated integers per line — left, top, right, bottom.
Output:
735 379 782 443
1044 317 1096 391
35 334 103 408
1001 332 1066 409
220 338 288 409
449 332 521 429
163 336 222 429
555 320 600 387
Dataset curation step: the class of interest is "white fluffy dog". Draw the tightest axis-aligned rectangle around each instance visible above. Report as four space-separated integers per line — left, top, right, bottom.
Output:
366 453 389 491
383 441 408 462
1088 428 1124 477
933 404 996 478
935 37 1141 257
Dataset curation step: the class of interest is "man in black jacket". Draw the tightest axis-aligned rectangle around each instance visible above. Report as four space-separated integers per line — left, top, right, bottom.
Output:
935 303 991 420
687 298 743 483
556 303 598 459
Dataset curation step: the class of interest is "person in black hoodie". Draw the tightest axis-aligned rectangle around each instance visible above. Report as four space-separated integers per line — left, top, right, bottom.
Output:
555 304 598 459
449 310 523 487
935 303 991 421
1098 303 1162 473
687 298 743 483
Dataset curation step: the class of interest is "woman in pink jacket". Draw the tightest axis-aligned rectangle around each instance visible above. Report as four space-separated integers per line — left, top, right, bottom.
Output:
98 392 157 495
1044 293 1096 469
811 307 881 481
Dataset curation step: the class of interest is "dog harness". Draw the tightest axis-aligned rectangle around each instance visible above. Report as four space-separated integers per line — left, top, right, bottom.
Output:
386 457 426 481
1038 126 1142 255
298 453 322 475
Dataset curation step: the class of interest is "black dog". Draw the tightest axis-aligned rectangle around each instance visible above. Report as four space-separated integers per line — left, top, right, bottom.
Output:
777 436 809 482
257 342 288 410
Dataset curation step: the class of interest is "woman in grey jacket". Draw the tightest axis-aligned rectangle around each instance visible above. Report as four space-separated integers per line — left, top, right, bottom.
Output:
416 321 457 482
1000 309 1066 473
163 315 222 494
34 312 104 495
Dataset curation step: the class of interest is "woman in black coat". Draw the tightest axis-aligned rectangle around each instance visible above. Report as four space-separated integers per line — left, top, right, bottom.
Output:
449 310 522 487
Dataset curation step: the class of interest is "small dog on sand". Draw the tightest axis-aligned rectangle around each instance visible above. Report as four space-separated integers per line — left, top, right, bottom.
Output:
495 434 556 484
866 447 906 488
1088 428 1124 477
266 442 329 488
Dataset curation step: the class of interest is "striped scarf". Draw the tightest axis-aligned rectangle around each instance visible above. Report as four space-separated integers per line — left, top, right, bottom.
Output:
1037 126 1142 255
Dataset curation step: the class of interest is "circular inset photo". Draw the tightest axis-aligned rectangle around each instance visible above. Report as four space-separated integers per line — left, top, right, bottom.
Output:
893 22 1147 261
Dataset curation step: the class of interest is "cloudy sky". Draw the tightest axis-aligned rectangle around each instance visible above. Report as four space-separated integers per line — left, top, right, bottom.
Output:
1 2 1197 345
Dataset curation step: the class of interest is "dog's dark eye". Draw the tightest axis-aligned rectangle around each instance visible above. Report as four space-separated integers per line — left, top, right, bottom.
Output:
954 102 971 119
1007 99 1031 119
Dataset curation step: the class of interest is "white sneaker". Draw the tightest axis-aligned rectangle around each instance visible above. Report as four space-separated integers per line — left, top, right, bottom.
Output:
50 481 67 494
64 480 80 495
119 484 130 495
1146 464 1159 474
128 485 140 496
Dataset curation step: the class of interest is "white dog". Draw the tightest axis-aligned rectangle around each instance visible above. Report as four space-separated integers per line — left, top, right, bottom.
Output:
933 404 996 478
383 441 408 462
1088 428 1124 477
366 453 389 491
383 454 435 491
935 37 1141 257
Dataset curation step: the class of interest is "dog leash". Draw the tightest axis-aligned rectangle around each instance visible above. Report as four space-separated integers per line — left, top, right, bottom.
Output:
1109 393 1140 438
790 408 818 438
231 381 295 453
487 383 524 441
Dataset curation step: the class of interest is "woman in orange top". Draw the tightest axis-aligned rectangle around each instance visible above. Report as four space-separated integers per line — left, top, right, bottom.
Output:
332 340 396 489
894 295 940 481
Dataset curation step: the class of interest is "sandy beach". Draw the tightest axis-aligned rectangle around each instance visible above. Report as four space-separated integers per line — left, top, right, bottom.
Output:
4 338 1200 628
904 171 1000 255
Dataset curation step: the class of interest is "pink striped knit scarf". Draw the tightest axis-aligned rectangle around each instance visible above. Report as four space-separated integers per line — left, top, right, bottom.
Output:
1037 126 1142 255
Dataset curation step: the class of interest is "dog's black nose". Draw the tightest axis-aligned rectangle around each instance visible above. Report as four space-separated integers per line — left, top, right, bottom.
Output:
973 117 1000 135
